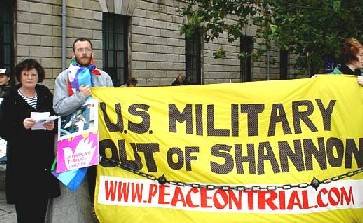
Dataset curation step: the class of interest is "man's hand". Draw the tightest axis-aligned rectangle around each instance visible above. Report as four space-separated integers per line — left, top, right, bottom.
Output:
357 76 363 86
79 85 91 97
43 121 55 131
23 118 35 129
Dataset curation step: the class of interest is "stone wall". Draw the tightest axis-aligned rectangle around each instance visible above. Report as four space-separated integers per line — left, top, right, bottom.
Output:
17 0 61 89
16 0 103 90
131 0 186 86
203 32 241 84
15 0 304 90
130 0 300 86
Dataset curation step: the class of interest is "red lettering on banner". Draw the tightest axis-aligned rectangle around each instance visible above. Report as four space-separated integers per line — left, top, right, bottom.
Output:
317 188 328 207
147 184 158 203
118 182 129 202
228 190 243 210
246 191 255 210
171 187 187 207
328 187 340 206
131 183 143 202
158 185 170 205
301 191 314 209
213 189 229 209
258 191 278 210
278 191 286 209
287 191 303 209
200 188 213 208
186 188 199 208
105 180 117 201
100 178 358 212
340 186 354 205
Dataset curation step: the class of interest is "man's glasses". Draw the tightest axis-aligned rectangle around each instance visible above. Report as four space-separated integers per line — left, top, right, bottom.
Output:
76 48 92 53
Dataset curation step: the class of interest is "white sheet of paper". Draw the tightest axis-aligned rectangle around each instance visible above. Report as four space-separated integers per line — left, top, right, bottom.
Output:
31 112 59 130
0 137 6 158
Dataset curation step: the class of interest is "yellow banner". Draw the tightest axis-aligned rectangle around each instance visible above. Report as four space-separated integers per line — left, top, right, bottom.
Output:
92 75 363 223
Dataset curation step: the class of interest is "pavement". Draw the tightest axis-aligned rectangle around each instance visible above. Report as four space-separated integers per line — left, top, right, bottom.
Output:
0 164 15 223
0 188 16 223
0 164 97 223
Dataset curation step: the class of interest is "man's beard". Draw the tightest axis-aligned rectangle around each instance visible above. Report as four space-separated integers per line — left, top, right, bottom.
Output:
75 55 92 66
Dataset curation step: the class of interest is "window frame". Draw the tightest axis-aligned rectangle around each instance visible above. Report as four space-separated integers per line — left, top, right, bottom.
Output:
102 13 129 87
240 36 253 82
185 29 202 85
0 0 14 79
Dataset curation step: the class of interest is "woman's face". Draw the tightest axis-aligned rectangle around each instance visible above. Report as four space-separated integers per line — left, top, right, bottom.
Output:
21 68 38 89
352 48 363 69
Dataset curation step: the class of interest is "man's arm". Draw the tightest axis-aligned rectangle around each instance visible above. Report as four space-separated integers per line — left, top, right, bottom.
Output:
53 71 88 116
99 71 113 87
105 74 113 87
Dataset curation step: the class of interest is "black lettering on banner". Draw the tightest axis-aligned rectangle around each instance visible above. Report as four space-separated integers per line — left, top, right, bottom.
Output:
278 140 304 172
210 144 234 174
118 139 142 171
99 139 119 167
303 137 327 170
207 105 230 136
185 147 199 171
231 104 239 137
167 147 184 170
235 144 256 174
241 104 265 136
325 137 344 167
169 104 193 134
316 99 336 131
167 147 200 171
268 104 292 136
258 142 280 174
135 143 159 172
100 102 124 132
345 138 363 168
128 104 151 134
292 100 318 134
195 104 203 136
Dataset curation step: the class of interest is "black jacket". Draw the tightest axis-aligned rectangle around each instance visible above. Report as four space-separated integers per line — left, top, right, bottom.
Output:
0 84 60 203
0 84 11 98
337 64 362 76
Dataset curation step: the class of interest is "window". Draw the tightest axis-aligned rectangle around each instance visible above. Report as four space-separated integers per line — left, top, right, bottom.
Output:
0 0 14 75
102 13 128 86
185 29 201 84
280 50 288 80
240 36 253 82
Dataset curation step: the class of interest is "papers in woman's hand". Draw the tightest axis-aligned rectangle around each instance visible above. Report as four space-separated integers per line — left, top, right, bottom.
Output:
31 112 59 130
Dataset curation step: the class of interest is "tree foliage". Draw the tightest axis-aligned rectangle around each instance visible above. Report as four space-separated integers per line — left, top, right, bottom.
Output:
181 0 363 74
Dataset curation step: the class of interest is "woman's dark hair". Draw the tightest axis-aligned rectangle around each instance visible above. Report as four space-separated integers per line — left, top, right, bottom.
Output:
14 59 45 83
341 38 363 64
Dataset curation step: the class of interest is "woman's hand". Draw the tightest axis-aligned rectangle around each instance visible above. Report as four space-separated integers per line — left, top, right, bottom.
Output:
43 121 55 131
23 118 35 129
357 76 363 86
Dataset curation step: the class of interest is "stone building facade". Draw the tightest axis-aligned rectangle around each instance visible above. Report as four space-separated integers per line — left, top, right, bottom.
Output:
0 0 305 90
0 0 307 222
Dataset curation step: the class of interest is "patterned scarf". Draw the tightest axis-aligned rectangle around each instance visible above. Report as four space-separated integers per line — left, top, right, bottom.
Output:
67 57 101 96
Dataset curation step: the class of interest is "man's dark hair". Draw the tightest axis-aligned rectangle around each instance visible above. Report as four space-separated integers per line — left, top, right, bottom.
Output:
72 37 93 52
171 75 189 86
14 59 45 83
126 77 138 86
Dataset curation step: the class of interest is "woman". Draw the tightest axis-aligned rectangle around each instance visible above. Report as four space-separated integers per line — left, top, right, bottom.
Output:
331 37 363 85
332 37 363 75
0 59 60 222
